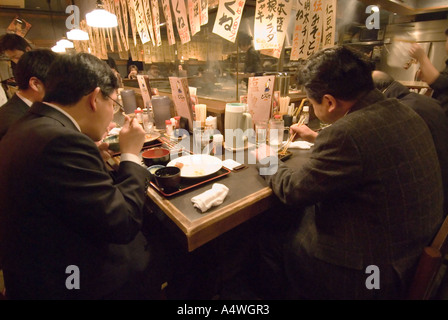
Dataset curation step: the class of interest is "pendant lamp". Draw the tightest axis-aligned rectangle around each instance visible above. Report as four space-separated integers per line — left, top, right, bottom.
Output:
86 0 117 28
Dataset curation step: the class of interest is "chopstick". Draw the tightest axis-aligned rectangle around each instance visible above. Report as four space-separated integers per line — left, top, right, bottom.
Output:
279 115 306 155
122 112 136 127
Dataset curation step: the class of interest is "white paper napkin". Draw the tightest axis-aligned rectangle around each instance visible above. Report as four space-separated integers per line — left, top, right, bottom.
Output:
284 141 314 150
191 183 229 213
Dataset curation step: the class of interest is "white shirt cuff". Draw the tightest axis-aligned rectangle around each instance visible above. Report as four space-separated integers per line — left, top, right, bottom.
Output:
120 153 142 165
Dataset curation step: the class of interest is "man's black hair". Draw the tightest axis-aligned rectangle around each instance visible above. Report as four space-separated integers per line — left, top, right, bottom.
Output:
14 49 58 90
0 33 31 53
44 53 119 105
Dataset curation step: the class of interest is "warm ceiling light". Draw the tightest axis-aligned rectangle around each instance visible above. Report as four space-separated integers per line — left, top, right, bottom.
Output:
67 29 89 41
57 38 74 49
51 45 66 53
86 1 117 28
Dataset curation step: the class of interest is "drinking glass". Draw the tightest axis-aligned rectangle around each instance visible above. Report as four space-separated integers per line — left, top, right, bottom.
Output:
255 121 268 146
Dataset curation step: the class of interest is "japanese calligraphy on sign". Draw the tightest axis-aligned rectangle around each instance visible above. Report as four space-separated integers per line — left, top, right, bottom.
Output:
247 75 275 123
260 0 293 58
188 0 201 36
142 0 156 46
127 0 139 45
171 0 191 44
290 0 310 60
162 0 176 45
322 0 336 48
212 0 246 43
306 0 323 57
169 77 194 131
200 0 208 25
152 0 162 46
254 0 278 50
132 0 151 44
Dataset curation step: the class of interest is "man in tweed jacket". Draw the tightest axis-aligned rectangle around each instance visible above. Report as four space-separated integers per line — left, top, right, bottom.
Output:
256 46 444 299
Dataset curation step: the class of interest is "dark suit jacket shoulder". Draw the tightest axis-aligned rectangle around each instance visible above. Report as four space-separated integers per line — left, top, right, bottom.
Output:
0 102 151 299
263 89 444 299
0 93 29 140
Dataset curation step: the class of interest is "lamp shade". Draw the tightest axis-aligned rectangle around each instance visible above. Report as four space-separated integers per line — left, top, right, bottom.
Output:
51 45 66 53
57 38 74 49
86 9 118 28
67 29 89 41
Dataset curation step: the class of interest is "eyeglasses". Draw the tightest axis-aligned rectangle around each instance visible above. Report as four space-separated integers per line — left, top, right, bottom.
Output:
106 95 123 114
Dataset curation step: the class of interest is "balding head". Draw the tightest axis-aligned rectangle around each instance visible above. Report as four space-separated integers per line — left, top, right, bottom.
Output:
372 70 395 92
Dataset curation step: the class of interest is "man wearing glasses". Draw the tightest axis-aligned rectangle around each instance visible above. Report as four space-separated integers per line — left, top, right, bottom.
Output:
0 53 173 299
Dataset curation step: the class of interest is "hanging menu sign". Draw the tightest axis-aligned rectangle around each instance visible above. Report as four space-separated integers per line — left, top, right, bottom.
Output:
171 0 191 44
120 0 130 49
152 0 162 46
322 0 336 48
169 77 194 131
133 0 151 44
212 0 246 43
260 0 293 58
112 0 126 51
188 0 201 36
254 0 278 50
162 0 176 45
247 75 275 124
306 0 323 57
200 0 208 25
127 0 139 46
142 0 156 46
290 0 310 60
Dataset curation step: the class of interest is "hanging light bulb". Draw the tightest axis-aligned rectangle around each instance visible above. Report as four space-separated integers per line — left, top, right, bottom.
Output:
86 0 117 28
57 38 74 49
51 45 66 53
67 29 89 41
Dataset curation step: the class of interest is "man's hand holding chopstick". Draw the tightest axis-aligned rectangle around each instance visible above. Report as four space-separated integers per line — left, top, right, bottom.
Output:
119 114 146 156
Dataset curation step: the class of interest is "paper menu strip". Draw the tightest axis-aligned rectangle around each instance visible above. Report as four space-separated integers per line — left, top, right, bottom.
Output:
171 0 191 44
253 0 278 50
212 0 246 43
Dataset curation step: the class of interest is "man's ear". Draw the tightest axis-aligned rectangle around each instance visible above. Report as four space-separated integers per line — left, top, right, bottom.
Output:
88 87 102 111
28 77 42 92
323 94 338 113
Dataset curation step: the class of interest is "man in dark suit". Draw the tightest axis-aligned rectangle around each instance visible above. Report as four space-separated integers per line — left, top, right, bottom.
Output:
372 70 448 215
0 49 57 140
255 46 444 299
0 53 168 299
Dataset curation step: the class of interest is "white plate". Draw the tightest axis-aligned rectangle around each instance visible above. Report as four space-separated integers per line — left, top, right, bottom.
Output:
167 154 223 178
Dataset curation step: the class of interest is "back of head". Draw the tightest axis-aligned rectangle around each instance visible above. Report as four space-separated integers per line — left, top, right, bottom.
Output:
297 46 374 103
44 53 118 105
14 49 58 90
0 33 31 53
372 70 395 92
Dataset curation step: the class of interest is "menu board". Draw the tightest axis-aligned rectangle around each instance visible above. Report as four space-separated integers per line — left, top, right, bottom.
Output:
152 0 162 47
212 0 246 43
188 0 201 36
200 0 209 25
169 77 194 131
171 0 191 44
137 75 153 109
162 0 176 45
260 0 293 58
290 0 311 61
306 0 324 57
247 75 275 124
322 0 336 49
253 0 278 50
132 0 151 44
